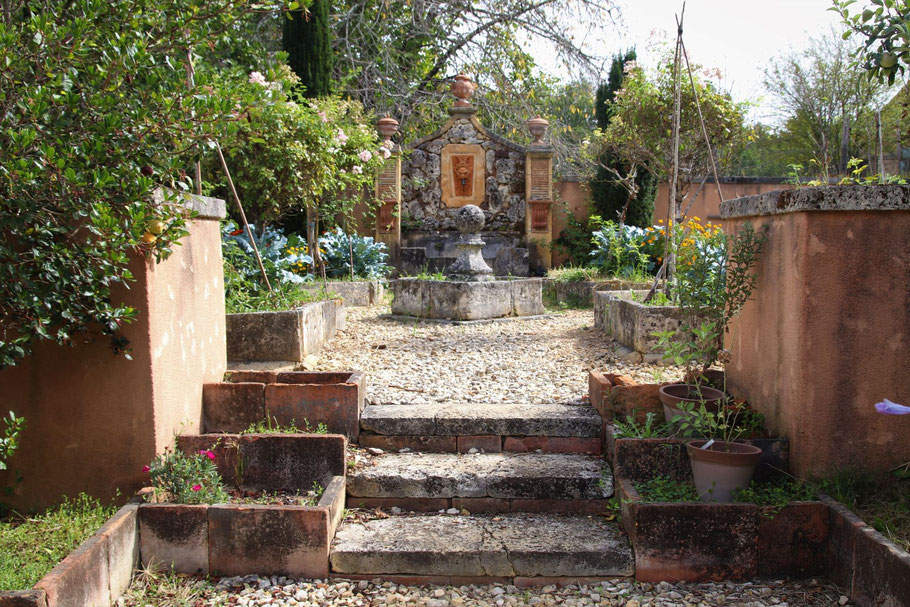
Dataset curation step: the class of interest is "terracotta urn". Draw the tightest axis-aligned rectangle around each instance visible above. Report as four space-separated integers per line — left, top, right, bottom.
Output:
659 383 726 425
687 440 762 502
451 73 475 107
376 116 399 145
527 116 549 144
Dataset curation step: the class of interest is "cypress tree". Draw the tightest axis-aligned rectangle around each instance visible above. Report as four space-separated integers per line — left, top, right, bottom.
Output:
591 49 657 227
283 0 334 97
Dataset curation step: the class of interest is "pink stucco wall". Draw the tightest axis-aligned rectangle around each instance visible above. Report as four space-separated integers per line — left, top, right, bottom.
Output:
0 203 226 510
722 186 910 477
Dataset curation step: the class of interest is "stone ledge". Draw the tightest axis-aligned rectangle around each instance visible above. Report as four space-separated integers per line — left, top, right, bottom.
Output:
152 188 226 220
720 184 910 219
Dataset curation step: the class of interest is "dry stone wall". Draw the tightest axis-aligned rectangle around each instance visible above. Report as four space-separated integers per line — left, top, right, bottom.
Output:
401 116 526 232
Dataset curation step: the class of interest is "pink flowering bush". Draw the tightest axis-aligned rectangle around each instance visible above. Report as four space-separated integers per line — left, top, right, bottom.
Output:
145 447 229 504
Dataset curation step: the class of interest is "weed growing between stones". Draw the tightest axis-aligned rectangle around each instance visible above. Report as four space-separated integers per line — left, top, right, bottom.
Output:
241 416 328 435
612 412 672 438
0 494 117 590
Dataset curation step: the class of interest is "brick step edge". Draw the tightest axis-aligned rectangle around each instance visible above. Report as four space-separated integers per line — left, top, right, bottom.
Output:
331 574 631 588
358 434 602 455
345 496 612 514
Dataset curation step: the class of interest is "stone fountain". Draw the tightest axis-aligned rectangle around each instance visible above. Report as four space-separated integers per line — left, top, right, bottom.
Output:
390 206 544 322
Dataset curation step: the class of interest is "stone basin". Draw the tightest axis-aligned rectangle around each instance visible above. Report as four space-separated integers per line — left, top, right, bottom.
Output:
390 277 544 321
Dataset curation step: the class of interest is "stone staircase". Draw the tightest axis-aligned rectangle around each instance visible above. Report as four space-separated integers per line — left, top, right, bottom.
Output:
330 402 634 584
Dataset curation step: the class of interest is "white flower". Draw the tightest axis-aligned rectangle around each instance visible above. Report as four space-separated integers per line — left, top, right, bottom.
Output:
248 71 267 86
335 128 349 145
351 165 363 174
379 147 392 159
358 150 372 162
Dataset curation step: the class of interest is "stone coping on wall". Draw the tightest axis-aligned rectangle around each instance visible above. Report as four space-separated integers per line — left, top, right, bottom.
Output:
720 184 910 219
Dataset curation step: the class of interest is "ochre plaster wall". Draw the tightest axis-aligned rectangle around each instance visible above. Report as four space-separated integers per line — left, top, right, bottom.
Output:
655 181 795 224
551 180 591 267
725 207 910 477
0 215 226 509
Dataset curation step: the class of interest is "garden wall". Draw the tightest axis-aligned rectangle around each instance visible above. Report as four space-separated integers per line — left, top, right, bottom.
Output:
0 193 227 509
721 185 910 477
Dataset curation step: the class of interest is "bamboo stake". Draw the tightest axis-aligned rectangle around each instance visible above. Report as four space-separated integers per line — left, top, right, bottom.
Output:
215 141 273 292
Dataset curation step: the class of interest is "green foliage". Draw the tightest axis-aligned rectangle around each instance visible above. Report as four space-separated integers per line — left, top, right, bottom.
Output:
822 468 909 550
598 53 748 205
838 157 909 184
612 412 671 439
734 479 818 516
654 222 767 371
146 448 230 505
591 51 658 227
0 494 117 590
668 396 754 445
590 221 655 279
832 0 910 85
0 0 288 366
553 212 604 266
242 416 328 434
283 0 334 97
211 69 384 231
546 266 603 283
318 228 391 279
0 413 25 472
404 268 446 280
635 476 699 503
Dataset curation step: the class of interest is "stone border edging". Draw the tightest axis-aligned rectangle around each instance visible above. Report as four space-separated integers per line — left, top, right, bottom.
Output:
138 475 345 579
719 184 910 219
0 497 142 607
226 299 345 363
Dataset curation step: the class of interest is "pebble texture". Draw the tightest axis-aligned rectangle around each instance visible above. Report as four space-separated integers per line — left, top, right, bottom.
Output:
330 514 634 577
347 453 611 499
312 308 682 405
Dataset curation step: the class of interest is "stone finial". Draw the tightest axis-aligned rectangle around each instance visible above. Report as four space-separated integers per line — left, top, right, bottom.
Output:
376 116 399 146
455 204 486 234
527 116 549 144
451 73 476 108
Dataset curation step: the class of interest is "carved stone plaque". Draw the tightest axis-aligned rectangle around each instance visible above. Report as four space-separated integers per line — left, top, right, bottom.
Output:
377 158 400 203
441 144 485 207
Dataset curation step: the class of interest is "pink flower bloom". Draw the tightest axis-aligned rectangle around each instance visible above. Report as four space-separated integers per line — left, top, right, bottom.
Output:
142 465 150 473
351 165 363 174
335 128 349 145
199 450 216 460
358 150 373 162
318 111 328 123
191 484 202 492
379 147 392 159
248 71 267 86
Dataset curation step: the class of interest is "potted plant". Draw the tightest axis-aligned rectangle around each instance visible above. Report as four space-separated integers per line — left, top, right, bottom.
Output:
673 398 762 502
653 222 767 424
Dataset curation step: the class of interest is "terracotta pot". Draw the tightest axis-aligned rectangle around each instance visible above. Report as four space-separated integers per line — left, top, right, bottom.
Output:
687 440 762 502
659 383 726 425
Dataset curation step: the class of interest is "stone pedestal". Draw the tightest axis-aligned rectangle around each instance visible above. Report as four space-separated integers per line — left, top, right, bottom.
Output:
445 205 494 282
525 119 554 271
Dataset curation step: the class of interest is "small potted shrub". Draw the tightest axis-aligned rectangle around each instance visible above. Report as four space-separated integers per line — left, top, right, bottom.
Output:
653 222 767 424
673 398 762 502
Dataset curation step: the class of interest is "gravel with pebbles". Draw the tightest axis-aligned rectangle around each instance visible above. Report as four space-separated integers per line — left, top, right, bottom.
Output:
122 574 853 606
312 306 682 405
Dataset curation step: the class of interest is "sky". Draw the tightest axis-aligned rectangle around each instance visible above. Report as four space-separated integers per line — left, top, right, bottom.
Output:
530 0 847 124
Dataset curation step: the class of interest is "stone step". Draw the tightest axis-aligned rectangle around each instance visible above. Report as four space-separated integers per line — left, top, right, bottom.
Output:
347 452 612 507
330 513 634 580
360 403 602 438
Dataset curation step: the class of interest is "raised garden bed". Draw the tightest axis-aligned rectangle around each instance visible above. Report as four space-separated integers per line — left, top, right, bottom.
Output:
204 370 366 440
139 433 346 579
542 278 650 308
300 280 385 307
593 291 692 363
226 299 345 363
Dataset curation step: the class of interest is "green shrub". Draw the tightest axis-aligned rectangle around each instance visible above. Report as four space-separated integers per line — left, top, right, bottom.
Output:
318 228 391 279
146 448 230 505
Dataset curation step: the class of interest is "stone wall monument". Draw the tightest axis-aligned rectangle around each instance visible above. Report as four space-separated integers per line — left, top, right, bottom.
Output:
377 74 554 276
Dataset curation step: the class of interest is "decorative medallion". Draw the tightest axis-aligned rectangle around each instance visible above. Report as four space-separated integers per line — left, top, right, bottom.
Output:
441 144 485 208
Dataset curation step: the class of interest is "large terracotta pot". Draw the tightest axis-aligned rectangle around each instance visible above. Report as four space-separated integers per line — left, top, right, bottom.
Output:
687 440 762 502
658 383 726 425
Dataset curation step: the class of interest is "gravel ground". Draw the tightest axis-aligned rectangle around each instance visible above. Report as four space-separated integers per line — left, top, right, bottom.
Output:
312 306 682 405
122 574 853 606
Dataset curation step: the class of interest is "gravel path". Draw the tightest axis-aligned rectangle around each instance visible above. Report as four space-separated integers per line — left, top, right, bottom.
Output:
313 307 682 405
122 574 853 606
